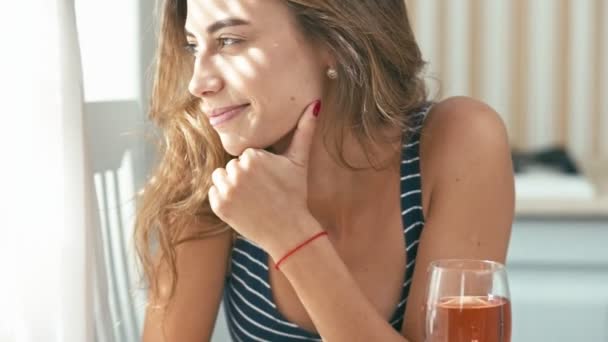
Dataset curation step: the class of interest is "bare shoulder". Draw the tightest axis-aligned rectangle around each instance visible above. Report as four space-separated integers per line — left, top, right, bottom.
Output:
422 96 509 154
419 96 511 196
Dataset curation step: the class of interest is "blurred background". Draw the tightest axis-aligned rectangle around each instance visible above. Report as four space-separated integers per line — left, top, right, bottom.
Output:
0 0 606 341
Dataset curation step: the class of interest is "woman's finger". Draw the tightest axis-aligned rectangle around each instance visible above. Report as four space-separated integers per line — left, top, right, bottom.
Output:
226 158 240 179
211 168 230 195
208 184 219 208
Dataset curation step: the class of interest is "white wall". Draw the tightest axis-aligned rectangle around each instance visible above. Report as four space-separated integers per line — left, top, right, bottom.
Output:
408 0 608 162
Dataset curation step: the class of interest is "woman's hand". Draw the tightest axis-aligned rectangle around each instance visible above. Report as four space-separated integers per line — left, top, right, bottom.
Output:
208 100 322 260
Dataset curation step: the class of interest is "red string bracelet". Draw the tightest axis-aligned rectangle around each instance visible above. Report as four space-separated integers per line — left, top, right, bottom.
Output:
274 231 328 270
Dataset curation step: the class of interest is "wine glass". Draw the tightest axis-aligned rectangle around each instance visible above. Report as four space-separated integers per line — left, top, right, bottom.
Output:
424 259 512 342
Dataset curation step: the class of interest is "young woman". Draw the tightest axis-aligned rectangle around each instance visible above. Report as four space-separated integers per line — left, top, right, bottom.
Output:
135 0 514 341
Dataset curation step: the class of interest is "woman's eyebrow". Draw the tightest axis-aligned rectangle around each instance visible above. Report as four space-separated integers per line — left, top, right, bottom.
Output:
185 17 251 38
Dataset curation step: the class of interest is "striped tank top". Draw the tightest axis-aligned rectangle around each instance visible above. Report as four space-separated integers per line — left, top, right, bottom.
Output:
222 103 433 341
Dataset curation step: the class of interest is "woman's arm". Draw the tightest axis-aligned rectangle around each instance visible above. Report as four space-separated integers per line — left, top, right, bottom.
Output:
277 97 514 342
278 214 411 341
401 97 515 341
141 228 234 342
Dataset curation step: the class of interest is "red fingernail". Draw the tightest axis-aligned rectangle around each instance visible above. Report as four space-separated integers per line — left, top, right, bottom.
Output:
313 100 322 117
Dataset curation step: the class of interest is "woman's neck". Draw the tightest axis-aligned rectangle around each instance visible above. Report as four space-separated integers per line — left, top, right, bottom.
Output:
271 122 403 240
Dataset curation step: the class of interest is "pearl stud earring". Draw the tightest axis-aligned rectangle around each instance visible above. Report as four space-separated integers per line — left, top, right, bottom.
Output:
326 67 338 80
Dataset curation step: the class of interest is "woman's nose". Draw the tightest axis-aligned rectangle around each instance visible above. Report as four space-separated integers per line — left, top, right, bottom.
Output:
188 63 224 98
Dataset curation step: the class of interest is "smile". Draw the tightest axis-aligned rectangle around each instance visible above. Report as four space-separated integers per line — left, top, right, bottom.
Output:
209 104 250 127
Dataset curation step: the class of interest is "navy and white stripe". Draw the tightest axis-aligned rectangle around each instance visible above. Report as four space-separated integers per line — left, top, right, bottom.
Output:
222 102 433 341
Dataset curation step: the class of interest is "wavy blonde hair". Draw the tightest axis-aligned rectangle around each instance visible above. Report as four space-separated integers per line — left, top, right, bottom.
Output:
134 0 429 303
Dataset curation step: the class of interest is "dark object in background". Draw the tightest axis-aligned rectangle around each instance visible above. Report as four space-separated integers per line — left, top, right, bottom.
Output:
511 146 580 175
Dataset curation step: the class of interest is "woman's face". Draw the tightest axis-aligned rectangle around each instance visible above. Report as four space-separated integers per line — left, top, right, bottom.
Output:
185 0 328 156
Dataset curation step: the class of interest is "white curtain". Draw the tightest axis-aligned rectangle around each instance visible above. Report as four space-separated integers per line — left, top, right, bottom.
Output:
0 0 111 341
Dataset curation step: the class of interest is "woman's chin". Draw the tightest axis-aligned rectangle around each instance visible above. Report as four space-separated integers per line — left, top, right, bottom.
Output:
221 143 245 157
220 138 266 157
218 129 282 156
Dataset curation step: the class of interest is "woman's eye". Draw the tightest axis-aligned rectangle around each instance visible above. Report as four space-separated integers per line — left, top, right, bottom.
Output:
218 37 242 48
183 37 242 56
183 43 198 55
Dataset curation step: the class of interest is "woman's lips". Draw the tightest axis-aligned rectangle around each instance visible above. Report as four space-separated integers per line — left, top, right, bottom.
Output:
209 104 250 127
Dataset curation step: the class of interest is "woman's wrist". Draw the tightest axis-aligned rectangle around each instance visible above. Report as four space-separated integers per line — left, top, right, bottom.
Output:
274 231 329 270
266 213 325 264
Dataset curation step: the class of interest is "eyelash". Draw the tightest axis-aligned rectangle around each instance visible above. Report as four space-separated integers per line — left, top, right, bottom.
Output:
184 37 242 55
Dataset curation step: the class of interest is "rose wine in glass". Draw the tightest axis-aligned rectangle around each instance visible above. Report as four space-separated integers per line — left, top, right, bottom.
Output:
424 259 511 342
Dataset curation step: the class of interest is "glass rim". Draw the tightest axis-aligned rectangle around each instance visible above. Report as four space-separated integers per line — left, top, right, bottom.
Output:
428 258 506 272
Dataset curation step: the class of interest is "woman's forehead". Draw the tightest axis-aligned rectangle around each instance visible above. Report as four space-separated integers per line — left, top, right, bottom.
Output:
185 0 285 29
